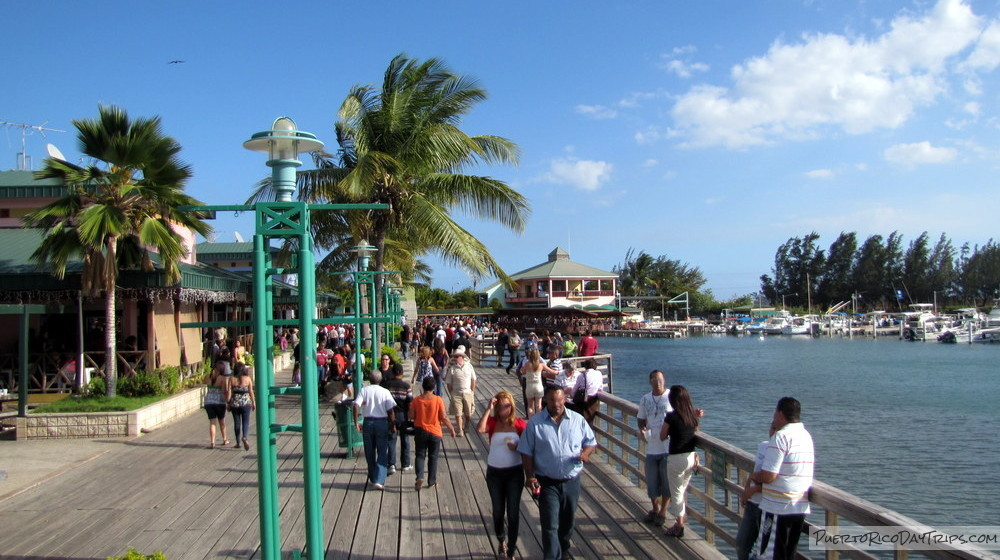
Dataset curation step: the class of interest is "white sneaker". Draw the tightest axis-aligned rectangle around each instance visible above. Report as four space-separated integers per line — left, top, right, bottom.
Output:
388 465 396 475
402 466 414 472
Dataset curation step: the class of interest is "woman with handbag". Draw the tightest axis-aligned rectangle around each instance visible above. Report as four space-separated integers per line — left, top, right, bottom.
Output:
229 362 255 451
476 391 527 560
568 358 603 424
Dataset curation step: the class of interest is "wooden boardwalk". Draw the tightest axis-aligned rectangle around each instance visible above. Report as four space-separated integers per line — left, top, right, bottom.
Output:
0 365 723 560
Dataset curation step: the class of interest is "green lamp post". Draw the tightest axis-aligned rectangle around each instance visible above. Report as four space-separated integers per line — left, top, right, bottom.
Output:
244 117 325 560
351 241 376 390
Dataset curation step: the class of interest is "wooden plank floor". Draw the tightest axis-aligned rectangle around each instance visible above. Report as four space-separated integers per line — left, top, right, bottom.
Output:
0 364 724 560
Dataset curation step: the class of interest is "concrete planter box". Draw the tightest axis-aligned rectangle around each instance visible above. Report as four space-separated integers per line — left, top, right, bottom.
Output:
15 387 207 440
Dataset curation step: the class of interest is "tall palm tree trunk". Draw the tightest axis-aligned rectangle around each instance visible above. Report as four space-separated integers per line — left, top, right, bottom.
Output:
104 237 118 398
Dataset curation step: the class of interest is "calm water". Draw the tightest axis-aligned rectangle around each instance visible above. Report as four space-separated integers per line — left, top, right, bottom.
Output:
600 334 1000 526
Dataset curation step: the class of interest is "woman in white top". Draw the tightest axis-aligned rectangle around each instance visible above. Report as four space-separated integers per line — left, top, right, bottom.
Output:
518 349 556 417
476 391 527 560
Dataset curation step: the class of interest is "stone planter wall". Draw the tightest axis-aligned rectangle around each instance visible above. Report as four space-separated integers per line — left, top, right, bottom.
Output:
16 387 206 440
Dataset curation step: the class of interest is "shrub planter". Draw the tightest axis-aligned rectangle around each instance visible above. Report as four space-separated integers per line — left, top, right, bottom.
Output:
15 387 207 440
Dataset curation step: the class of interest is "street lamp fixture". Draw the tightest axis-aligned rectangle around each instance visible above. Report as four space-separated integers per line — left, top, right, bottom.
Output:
352 240 376 271
243 117 324 202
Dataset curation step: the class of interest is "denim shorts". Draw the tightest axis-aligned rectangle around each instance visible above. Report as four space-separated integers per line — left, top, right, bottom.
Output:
645 452 670 499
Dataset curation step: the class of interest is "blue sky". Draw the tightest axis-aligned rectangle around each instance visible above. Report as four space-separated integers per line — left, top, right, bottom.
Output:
3 0 999 298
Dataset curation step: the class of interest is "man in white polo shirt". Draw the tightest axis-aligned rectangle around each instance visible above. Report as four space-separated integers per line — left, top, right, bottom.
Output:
354 370 397 491
750 397 815 560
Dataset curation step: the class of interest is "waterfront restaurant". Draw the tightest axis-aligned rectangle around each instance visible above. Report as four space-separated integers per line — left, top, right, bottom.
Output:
480 247 620 333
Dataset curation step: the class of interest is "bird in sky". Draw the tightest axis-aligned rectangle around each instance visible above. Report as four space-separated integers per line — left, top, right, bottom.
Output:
168 60 185 64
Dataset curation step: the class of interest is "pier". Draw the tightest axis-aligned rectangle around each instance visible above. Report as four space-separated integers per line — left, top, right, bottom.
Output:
1 361 991 559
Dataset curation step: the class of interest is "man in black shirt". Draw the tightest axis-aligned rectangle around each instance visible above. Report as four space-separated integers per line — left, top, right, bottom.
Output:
496 327 509 367
385 364 414 473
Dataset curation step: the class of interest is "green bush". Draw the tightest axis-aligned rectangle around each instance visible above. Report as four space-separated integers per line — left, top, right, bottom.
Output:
158 366 182 395
87 369 174 398
380 344 401 364
386 324 402 344
107 546 166 560
118 371 162 397
87 377 106 397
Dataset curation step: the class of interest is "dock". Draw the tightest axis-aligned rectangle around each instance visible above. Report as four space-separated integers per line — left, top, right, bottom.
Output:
3 359 991 560
0 363 722 560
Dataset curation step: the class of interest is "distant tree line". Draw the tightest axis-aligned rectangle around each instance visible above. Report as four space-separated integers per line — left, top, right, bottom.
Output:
614 249 717 318
760 231 1000 310
415 285 481 310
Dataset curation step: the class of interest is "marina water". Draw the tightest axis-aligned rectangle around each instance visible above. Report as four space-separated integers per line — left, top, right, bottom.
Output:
601 334 999 526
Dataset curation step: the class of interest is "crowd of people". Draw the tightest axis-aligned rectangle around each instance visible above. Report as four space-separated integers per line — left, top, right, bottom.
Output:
209 319 815 560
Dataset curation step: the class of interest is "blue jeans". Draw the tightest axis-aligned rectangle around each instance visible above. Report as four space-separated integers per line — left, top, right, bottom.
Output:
361 417 390 485
736 501 762 560
507 350 522 372
230 404 252 442
645 452 670 499
537 475 581 560
414 428 442 485
487 465 524 553
388 417 411 468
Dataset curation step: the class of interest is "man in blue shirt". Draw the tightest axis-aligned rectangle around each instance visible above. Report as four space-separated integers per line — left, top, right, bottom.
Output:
518 385 597 560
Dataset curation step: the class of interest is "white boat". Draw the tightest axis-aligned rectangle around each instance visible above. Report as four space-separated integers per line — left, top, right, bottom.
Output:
901 304 936 341
762 313 791 335
971 327 1000 344
781 315 816 335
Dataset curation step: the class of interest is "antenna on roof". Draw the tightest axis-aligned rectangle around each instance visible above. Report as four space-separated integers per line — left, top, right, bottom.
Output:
0 120 66 170
234 232 245 242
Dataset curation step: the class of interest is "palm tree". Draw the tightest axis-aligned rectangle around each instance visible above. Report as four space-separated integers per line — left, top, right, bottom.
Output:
25 105 211 397
256 54 529 287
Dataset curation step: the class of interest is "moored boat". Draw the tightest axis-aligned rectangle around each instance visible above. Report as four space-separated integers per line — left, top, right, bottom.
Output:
781 315 816 335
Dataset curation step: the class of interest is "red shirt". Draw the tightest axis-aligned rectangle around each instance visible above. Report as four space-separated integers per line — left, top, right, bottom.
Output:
485 416 527 442
579 336 599 356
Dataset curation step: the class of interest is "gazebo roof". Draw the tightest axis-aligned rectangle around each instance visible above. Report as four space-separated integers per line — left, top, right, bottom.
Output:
483 247 617 292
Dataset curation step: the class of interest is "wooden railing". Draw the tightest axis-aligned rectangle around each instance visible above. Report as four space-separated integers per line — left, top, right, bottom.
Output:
470 337 614 391
0 350 202 393
591 391 993 560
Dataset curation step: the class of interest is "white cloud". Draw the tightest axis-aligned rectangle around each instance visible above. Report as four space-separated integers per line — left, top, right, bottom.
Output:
544 158 613 191
641 159 659 168
704 196 725 205
577 91 660 120
883 141 958 165
961 20 1000 71
964 101 981 116
662 59 710 79
575 104 618 119
805 169 835 179
670 0 983 148
634 127 665 144
661 45 710 78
